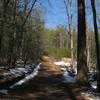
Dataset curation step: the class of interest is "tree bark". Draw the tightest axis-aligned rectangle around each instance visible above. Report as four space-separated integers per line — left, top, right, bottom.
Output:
77 0 89 84
0 0 8 60
87 28 90 68
9 0 17 67
90 0 100 92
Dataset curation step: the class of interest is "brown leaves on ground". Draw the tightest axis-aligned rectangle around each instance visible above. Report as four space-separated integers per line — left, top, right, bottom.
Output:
0 70 87 100
41 55 63 74
41 62 62 74
40 56 55 62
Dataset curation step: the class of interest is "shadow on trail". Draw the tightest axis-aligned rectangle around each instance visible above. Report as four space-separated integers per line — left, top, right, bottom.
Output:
7 72 83 100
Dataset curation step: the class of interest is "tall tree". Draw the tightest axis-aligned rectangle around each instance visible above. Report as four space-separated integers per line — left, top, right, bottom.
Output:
0 0 10 65
19 0 37 59
0 0 45 66
64 0 74 61
69 0 74 61
90 0 100 92
9 0 18 66
77 0 89 84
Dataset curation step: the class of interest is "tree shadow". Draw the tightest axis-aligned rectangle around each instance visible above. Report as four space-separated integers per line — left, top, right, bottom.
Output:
7 72 86 100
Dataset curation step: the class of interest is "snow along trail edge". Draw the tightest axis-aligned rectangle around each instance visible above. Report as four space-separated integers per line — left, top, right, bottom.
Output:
0 63 41 94
10 63 41 88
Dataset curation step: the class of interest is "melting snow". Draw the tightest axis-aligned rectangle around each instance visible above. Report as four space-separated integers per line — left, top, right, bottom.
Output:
54 61 77 83
81 91 100 100
10 63 41 88
54 61 71 67
3 68 28 79
88 70 97 89
10 68 28 75
0 90 8 94
63 71 76 83
91 82 97 89
1 65 34 80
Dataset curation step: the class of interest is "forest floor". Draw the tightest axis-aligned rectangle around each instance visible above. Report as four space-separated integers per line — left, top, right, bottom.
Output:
0 68 87 100
0 56 99 100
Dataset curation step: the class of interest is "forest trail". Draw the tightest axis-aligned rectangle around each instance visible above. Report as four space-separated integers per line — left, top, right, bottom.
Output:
0 60 87 100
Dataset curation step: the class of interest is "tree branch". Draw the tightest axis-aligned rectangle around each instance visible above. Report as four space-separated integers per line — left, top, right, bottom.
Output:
22 0 37 27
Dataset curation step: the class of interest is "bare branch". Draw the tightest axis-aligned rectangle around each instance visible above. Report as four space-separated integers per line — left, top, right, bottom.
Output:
22 0 37 27
63 0 70 34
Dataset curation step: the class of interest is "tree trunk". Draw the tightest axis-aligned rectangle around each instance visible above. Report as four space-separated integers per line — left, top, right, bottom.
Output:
90 0 100 92
20 0 37 59
0 0 8 61
70 0 74 61
64 0 74 60
10 0 17 67
77 0 89 84
87 29 90 68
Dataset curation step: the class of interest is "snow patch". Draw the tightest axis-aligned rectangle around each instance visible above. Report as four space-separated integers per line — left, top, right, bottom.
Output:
3 68 27 79
1 65 34 80
81 91 100 100
91 82 97 89
88 70 97 89
63 71 76 83
10 63 41 88
54 61 77 83
0 90 8 94
54 61 71 67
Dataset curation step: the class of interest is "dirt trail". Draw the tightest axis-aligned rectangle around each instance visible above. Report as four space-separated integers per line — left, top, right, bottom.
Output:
0 62 87 100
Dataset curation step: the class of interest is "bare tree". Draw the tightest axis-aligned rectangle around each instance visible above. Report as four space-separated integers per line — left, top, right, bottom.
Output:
20 0 37 59
64 0 73 61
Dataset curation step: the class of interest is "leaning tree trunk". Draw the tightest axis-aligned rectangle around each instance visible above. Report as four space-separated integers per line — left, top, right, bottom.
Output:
90 0 100 92
77 0 89 84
